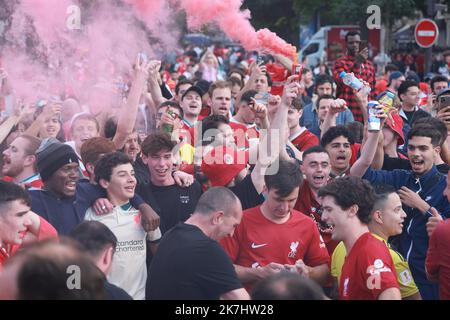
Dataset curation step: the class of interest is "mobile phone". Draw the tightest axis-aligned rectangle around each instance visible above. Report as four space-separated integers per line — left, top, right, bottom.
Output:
254 92 269 105
256 55 265 65
439 95 450 110
291 64 303 81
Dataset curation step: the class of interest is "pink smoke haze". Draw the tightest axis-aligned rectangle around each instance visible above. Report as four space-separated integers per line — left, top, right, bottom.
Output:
20 0 72 46
123 0 165 26
123 0 179 50
2 0 295 111
2 0 178 111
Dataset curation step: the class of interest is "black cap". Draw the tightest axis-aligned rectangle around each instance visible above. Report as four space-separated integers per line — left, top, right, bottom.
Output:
437 87 450 99
181 85 203 101
388 71 403 83
37 138 79 181
195 80 211 96
405 71 420 83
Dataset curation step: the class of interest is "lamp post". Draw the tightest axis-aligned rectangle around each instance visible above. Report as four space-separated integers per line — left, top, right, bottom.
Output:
425 0 436 74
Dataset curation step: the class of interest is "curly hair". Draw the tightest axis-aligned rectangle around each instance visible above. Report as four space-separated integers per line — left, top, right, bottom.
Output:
318 176 376 224
94 152 132 184
320 125 354 147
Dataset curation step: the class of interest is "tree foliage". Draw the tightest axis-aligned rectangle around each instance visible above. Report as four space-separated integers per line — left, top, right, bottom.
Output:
293 0 419 25
244 0 424 47
243 0 299 46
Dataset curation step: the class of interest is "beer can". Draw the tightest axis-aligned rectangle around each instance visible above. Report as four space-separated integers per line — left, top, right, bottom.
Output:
368 100 381 131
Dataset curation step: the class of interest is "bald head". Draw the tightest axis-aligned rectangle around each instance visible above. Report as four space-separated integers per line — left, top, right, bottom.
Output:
194 187 242 217
191 187 243 241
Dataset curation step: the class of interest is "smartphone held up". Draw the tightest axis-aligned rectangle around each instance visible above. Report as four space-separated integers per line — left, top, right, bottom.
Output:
291 64 303 82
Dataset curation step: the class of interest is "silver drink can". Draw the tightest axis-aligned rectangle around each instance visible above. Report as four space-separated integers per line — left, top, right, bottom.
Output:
368 100 381 131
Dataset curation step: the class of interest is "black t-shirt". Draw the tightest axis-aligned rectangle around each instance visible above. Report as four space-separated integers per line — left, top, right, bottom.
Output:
136 181 202 234
382 155 450 174
437 163 450 174
229 174 264 210
133 157 150 186
146 223 243 300
382 155 411 171
403 110 415 124
104 281 133 300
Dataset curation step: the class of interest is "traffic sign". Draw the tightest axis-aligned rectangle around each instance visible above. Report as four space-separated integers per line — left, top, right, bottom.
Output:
415 19 439 48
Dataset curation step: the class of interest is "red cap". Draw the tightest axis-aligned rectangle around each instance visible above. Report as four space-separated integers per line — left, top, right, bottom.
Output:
419 82 430 94
201 146 249 187
385 109 405 145
375 79 387 95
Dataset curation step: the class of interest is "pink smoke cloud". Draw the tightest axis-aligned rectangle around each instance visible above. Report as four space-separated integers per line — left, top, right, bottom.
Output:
123 0 166 25
2 0 296 112
19 0 72 46
180 0 259 49
179 0 296 57
256 29 297 60
2 0 178 110
122 0 179 51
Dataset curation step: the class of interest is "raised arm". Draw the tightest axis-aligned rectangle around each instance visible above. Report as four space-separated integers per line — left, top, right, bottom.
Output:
235 62 266 106
350 106 386 177
25 103 61 138
272 53 293 72
320 98 348 139
0 115 19 145
371 128 385 170
355 83 370 124
251 76 300 193
146 60 166 109
113 55 151 149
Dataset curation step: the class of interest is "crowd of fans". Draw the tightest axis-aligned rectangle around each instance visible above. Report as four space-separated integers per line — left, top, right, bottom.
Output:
0 29 449 301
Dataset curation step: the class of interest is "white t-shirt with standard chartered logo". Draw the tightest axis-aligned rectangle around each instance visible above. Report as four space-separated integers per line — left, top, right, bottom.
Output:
84 203 161 300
